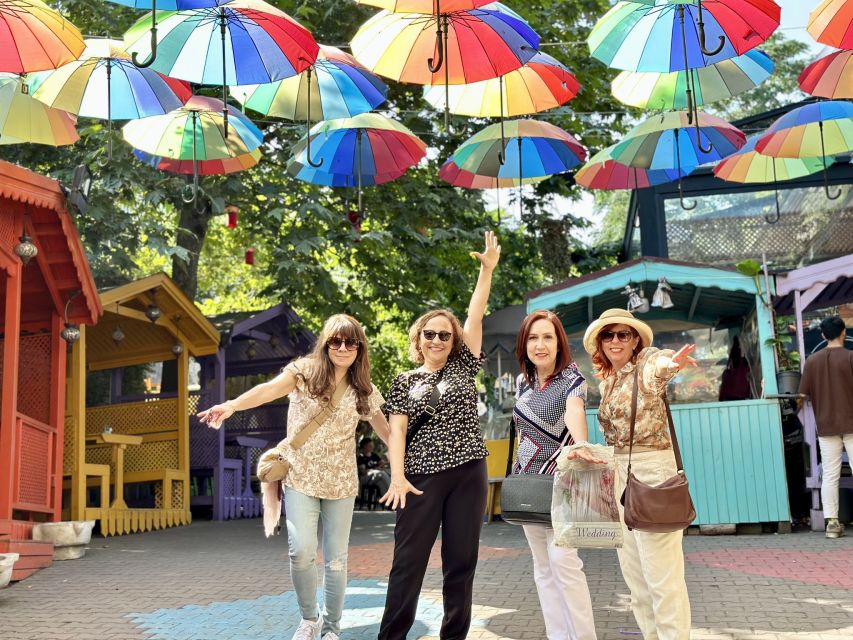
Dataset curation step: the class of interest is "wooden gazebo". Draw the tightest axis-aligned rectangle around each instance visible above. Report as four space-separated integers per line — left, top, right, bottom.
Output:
65 273 219 535
0 161 101 580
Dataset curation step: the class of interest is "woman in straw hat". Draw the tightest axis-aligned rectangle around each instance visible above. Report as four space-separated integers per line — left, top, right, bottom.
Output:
583 309 696 640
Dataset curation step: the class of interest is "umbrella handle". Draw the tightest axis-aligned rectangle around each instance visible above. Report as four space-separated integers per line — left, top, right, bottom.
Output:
819 122 842 200
678 180 696 211
181 183 196 204
695 120 713 154
765 158 780 224
674 129 695 210
132 0 158 68
305 69 324 168
697 0 725 56
498 78 506 165
824 176 842 201
427 0 444 73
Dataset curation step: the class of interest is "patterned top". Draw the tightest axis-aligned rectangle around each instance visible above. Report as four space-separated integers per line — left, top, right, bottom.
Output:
597 347 679 450
512 364 587 476
282 358 384 500
386 343 488 475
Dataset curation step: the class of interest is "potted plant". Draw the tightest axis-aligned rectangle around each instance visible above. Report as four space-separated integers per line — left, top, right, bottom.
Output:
765 317 802 395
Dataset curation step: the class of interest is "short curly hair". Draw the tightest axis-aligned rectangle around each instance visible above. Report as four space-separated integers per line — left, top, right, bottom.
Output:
408 309 464 364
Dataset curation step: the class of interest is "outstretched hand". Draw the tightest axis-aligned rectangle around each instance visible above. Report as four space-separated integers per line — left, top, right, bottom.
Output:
380 477 423 510
672 344 698 369
470 230 501 271
196 403 235 430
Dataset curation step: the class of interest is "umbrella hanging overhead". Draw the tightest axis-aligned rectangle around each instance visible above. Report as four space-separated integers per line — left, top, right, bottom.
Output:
134 147 261 175
123 0 319 135
799 50 853 100
0 0 85 73
713 135 832 222
611 49 774 110
356 0 492 11
0 74 78 146
287 161 407 188
575 144 692 191
807 0 853 49
439 158 546 188
29 39 191 162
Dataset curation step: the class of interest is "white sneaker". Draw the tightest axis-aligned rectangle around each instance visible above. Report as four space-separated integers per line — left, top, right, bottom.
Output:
321 633 340 640
292 615 323 640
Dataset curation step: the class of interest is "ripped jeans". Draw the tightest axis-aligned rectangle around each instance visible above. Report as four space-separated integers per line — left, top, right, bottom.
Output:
284 488 356 636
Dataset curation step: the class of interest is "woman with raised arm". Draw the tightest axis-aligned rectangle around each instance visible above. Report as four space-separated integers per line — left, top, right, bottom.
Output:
377 231 500 640
198 314 389 640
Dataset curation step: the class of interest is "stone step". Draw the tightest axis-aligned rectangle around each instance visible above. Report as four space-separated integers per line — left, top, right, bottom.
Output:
0 539 54 582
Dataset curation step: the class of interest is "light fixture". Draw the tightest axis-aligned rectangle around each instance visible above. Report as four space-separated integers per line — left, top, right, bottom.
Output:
245 339 257 360
14 232 38 265
145 289 161 323
651 277 674 309
269 335 279 350
171 341 184 356
623 284 650 314
61 291 82 344
112 325 125 345
171 314 184 356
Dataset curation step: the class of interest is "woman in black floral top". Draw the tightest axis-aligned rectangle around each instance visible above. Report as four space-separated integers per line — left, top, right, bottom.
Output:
377 231 500 640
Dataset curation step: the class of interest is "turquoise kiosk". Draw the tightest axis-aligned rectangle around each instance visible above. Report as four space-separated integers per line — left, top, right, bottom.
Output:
526 257 790 529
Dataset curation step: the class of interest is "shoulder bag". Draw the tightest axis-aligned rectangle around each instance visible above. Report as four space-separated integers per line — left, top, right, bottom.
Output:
620 369 696 533
404 367 445 448
499 416 555 525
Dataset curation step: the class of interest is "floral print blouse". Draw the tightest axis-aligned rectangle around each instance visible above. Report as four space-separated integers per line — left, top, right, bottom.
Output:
597 347 679 450
282 358 384 500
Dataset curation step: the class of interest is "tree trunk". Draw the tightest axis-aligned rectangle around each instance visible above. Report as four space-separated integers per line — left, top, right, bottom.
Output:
170 197 212 301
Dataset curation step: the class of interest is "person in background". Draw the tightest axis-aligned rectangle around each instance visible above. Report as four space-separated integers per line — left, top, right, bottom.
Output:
357 437 391 502
799 315 853 539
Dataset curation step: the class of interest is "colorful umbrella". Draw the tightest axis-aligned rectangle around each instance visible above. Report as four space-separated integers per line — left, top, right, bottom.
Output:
0 74 78 146
798 50 853 100
611 110 747 208
287 161 407 188
0 0 85 73
575 144 692 191
755 101 853 200
124 0 319 135
231 45 387 167
439 158 546 188
29 39 191 162
807 0 853 49
612 49 774 110
356 1 493 11
123 95 264 201
713 135 832 222
351 3 539 127
134 147 261 175
289 113 426 213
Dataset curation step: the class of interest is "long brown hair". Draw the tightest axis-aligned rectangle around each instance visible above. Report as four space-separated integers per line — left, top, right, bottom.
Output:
515 310 573 388
298 314 374 415
591 324 644 379
408 309 465 364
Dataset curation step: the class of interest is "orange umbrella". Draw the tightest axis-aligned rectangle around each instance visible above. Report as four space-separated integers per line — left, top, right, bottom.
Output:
808 0 853 49
0 0 84 73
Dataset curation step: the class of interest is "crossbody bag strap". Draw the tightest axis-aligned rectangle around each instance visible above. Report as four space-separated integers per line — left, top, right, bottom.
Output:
405 367 445 447
662 394 686 472
505 414 516 477
289 380 350 451
627 368 639 473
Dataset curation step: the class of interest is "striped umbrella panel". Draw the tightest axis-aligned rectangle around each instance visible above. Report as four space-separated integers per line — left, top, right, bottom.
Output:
292 126 425 176
0 74 78 145
0 0 86 73
799 50 853 100
439 159 546 188
134 147 261 174
755 101 853 158
287 161 407 187
808 0 853 49
575 145 691 190
356 1 493 12
714 136 830 183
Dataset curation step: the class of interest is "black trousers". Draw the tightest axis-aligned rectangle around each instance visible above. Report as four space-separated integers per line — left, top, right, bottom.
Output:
378 457 488 640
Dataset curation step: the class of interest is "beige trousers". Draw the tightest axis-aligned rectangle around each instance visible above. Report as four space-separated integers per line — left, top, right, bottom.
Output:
614 450 691 640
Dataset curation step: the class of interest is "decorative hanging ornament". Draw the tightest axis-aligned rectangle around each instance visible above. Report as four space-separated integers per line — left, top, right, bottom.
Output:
145 303 161 323
651 277 674 309
245 247 255 265
14 233 38 264
245 339 257 359
61 323 81 344
269 335 279 350
171 341 184 356
225 204 238 228
112 324 125 345
623 284 650 314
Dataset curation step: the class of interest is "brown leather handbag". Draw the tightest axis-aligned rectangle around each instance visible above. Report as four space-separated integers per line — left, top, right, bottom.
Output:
620 370 696 533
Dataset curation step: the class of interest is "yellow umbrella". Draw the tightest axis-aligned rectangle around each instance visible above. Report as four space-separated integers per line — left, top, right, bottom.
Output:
0 74 77 146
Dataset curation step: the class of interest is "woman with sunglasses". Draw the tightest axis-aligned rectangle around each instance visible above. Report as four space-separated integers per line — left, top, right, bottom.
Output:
582 309 695 640
198 314 390 640
377 231 500 640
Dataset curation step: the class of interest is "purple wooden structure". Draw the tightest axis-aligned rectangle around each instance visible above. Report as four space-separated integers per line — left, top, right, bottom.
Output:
775 253 853 531
189 304 314 520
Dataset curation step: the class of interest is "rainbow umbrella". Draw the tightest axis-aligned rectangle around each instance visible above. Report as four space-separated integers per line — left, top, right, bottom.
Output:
134 147 261 175
356 1 492 11
124 0 319 136
29 39 191 162
287 161 407 188
755 101 853 200
713 135 831 222
612 49 774 110
231 45 387 167
575 144 692 191
799 50 853 100
808 0 853 49
610 110 747 209
439 158 546 188
351 3 538 127
0 74 78 146
0 0 85 73
123 95 264 201
289 113 426 213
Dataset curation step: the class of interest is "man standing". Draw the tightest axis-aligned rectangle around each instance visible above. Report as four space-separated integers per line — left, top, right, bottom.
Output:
799 316 853 538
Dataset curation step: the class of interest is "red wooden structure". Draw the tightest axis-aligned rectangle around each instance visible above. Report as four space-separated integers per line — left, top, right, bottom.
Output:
0 161 101 580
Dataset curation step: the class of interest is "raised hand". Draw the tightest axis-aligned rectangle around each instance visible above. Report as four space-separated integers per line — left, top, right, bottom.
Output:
672 344 698 369
469 230 501 271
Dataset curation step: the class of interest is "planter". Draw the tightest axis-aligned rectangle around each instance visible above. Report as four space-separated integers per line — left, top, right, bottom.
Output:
0 553 19 588
776 370 802 396
32 521 95 561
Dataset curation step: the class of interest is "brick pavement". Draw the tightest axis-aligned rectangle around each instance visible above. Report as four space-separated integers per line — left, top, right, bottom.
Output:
0 512 851 640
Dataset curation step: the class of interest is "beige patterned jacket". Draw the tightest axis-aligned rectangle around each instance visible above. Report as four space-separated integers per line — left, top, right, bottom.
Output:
597 347 679 450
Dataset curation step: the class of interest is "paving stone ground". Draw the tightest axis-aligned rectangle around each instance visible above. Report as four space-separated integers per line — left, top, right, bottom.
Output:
1 512 851 640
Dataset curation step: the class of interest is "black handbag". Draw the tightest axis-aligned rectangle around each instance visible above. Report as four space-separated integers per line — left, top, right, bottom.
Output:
499 417 554 525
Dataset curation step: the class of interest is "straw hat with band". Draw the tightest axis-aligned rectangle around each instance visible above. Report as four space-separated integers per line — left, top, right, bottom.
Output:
583 309 653 355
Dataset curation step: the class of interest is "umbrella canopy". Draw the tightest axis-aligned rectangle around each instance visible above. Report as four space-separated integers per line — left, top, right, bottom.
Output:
755 101 853 159
231 45 387 120
0 74 78 146
588 0 780 73
287 161 407 187
439 158 546 188
356 0 493 12
134 147 261 175
423 51 579 117
0 0 85 73
612 49 774 110
575 144 691 190
807 0 853 49
799 50 853 100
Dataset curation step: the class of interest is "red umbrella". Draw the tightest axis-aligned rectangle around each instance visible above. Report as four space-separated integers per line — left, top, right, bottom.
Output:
799 50 853 100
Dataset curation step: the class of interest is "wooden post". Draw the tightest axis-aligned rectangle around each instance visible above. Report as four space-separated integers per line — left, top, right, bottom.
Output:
177 348 189 513
69 326 87 521
50 311 67 522
0 258 21 522
213 349 226 520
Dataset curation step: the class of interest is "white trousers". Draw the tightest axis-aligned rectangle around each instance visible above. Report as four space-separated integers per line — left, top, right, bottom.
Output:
522 524 597 640
818 433 853 519
614 450 691 640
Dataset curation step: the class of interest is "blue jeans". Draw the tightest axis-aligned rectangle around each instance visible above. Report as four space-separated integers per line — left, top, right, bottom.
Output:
284 488 355 636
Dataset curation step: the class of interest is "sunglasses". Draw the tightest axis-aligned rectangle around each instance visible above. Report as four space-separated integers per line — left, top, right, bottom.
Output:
422 330 453 342
327 336 360 351
600 330 636 343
